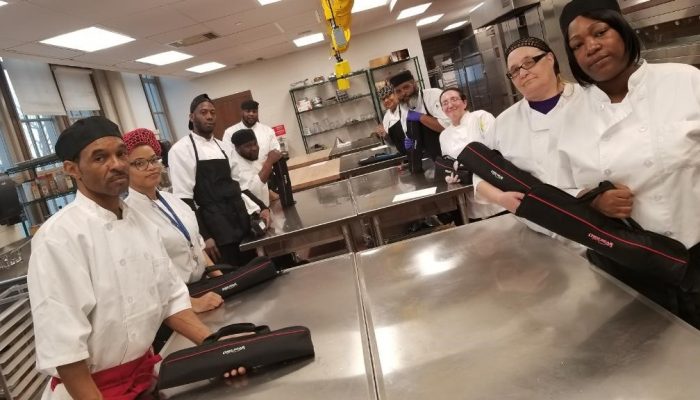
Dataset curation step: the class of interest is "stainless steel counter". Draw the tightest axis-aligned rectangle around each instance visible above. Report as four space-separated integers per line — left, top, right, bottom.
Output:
161 254 377 400
339 147 405 179
240 180 357 255
356 215 700 399
349 160 470 245
329 137 383 159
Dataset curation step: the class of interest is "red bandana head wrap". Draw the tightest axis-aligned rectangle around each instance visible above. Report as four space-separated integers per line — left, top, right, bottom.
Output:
123 128 161 156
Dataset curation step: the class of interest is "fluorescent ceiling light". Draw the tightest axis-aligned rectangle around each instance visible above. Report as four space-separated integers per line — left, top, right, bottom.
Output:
443 21 467 31
389 0 397 12
397 2 431 20
352 0 386 13
136 51 193 66
40 27 134 52
416 13 443 26
0 2 8 7
469 2 484 13
293 32 324 47
186 62 226 73
258 0 281 4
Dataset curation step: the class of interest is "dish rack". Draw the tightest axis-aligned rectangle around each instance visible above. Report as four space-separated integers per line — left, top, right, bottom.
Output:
0 284 46 400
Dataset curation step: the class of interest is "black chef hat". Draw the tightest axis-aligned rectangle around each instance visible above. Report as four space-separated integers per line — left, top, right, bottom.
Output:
388 70 414 87
189 93 213 130
505 37 553 60
55 116 122 161
560 0 621 33
231 128 257 147
241 99 259 110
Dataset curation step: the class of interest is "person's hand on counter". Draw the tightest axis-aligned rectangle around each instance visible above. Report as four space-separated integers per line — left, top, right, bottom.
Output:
260 208 272 229
374 124 388 138
191 292 224 313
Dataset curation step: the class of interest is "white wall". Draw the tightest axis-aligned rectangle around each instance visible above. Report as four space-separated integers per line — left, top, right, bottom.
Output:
159 21 429 156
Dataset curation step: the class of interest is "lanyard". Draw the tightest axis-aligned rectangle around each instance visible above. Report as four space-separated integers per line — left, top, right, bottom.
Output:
154 192 192 246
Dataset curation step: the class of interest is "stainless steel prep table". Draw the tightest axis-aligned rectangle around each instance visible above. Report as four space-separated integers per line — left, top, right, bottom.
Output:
349 160 470 245
356 215 700 399
329 136 382 159
338 146 405 179
240 179 357 257
159 254 377 400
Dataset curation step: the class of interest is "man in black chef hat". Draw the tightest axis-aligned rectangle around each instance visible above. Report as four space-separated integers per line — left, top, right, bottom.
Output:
28 116 246 400
168 94 270 266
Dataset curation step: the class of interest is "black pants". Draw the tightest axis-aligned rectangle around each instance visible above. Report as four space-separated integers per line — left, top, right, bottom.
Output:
587 242 700 330
218 242 256 267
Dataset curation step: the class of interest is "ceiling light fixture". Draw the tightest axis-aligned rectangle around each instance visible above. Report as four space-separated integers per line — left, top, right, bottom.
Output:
416 13 443 27
136 51 193 66
396 2 431 20
40 27 134 52
469 2 485 13
293 32 324 47
186 62 226 73
257 0 282 5
0 1 8 7
443 21 467 31
352 0 386 13
389 0 397 12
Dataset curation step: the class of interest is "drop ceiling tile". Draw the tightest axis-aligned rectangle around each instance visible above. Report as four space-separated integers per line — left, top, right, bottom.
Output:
114 60 155 71
100 6 199 39
0 2 87 42
28 0 183 21
173 0 259 22
0 36 25 50
70 53 125 66
90 40 170 62
8 43 84 59
146 24 212 45
276 10 321 33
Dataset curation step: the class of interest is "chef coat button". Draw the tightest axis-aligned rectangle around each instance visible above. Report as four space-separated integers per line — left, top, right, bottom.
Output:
143 253 151 260
106 223 113 231
643 159 653 167
601 136 609 142
600 104 605 110
119 259 126 266
127 296 134 303
639 126 647 132
664 231 673 237
149 288 155 295
603 169 612 176
654 194 662 201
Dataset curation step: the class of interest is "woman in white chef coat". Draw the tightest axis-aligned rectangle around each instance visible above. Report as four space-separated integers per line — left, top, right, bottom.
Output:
472 37 582 218
374 84 408 155
438 87 503 220
123 128 224 313
557 0 700 327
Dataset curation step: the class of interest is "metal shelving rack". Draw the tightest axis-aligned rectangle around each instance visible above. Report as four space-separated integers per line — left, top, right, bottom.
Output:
5 154 76 233
289 70 381 154
368 56 425 116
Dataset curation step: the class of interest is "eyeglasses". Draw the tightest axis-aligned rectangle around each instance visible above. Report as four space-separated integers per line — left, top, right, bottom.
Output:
506 53 548 80
130 156 162 171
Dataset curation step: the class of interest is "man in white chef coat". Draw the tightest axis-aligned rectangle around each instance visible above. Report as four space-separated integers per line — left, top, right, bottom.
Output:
229 128 282 207
28 116 244 400
223 99 281 169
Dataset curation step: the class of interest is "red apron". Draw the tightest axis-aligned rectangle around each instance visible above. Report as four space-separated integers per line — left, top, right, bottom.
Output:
51 351 162 400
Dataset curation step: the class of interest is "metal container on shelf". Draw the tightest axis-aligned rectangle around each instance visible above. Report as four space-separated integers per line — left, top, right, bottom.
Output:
311 96 323 108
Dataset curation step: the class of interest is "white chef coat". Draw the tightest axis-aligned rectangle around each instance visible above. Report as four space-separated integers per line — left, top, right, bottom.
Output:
556 61 700 248
125 188 207 283
28 191 191 381
223 121 280 169
399 88 451 132
168 132 260 213
382 107 401 132
439 110 503 219
230 149 269 207
472 82 583 236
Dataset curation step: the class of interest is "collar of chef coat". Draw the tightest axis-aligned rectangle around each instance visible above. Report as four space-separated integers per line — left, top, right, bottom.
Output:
73 190 131 222
527 82 579 132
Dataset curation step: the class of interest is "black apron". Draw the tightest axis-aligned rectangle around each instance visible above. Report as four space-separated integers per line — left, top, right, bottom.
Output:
406 91 442 160
189 135 250 247
387 107 407 156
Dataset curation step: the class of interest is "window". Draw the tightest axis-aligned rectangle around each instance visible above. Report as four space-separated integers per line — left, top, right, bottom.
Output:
67 110 100 125
140 75 173 141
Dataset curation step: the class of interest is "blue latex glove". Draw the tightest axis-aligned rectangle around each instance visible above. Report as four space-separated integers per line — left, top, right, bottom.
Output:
404 136 414 150
406 110 423 122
